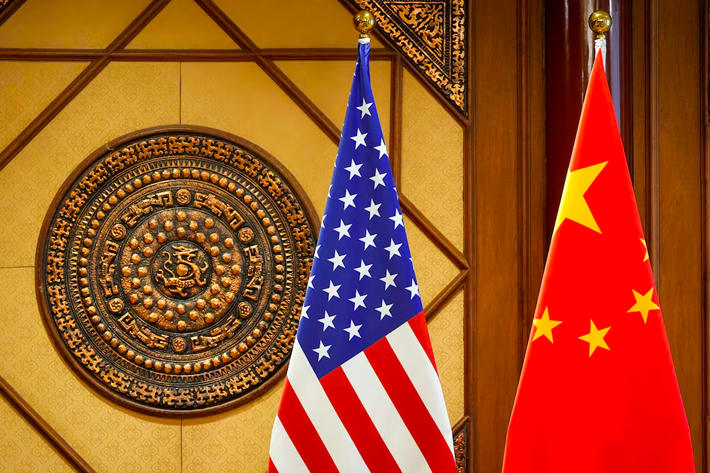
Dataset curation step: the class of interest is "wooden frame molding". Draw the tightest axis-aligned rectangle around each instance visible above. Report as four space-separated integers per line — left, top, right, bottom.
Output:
389 54 403 187
0 0 24 27
0 374 97 473
0 48 396 61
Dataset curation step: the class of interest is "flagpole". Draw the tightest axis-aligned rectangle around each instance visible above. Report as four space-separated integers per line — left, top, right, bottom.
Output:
588 10 612 70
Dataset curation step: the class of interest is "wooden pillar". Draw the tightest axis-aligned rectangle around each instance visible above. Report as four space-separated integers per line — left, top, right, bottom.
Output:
544 0 631 241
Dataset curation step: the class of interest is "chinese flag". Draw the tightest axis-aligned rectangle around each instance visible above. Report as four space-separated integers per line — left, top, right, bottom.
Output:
502 51 695 473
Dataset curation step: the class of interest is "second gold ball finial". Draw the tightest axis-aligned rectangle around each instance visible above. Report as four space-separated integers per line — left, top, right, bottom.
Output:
354 10 375 38
588 10 612 39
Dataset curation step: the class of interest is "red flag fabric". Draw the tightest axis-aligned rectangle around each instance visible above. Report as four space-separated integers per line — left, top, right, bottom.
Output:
502 51 695 473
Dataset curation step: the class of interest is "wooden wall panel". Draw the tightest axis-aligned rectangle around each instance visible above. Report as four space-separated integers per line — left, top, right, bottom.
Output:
474 0 524 469
656 0 704 469
628 0 706 469
470 0 547 471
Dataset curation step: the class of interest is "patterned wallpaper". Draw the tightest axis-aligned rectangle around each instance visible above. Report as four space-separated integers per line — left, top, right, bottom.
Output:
276 60 392 144
0 0 150 48
214 0 383 48
128 0 237 49
401 70 465 250
0 0 467 471
0 396 73 473
0 61 181 268
0 62 87 151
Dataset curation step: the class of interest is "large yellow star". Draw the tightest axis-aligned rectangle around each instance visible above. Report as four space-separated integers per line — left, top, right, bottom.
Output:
627 288 659 323
553 161 608 235
579 320 611 357
532 307 562 343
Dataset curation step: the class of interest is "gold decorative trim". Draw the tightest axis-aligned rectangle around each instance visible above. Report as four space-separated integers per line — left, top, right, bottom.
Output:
453 416 469 472
350 0 467 114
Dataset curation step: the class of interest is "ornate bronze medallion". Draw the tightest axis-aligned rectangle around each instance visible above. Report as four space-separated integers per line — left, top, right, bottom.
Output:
37 126 317 417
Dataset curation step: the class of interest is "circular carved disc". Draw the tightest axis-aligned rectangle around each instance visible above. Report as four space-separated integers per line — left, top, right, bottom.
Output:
37 126 317 417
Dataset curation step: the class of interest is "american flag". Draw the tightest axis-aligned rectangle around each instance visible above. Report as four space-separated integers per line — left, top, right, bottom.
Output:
267 38 456 473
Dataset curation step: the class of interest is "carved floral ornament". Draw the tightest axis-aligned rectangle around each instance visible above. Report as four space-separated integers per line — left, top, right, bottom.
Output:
352 0 468 113
36 127 318 417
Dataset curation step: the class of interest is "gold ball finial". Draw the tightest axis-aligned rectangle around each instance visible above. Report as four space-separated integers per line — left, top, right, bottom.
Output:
588 10 612 39
354 10 375 38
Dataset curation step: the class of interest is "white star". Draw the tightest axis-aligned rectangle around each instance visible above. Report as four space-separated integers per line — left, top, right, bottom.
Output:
313 341 331 360
344 320 362 340
385 239 402 259
370 169 387 189
333 220 352 240
314 245 320 258
356 98 373 119
380 270 397 290
301 305 309 319
376 299 393 319
328 184 332 197
359 230 377 250
364 199 381 219
328 249 346 270
406 279 420 299
344 159 363 179
349 290 367 310
308 275 315 289
354 260 372 280
321 214 326 229
390 209 404 229
350 128 368 149
319 310 336 331
374 138 388 158
339 190 357 210
323 280 341 300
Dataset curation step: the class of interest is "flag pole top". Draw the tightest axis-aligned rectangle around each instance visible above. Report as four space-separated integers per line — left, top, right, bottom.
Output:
588 10 612 39
354 10 375 39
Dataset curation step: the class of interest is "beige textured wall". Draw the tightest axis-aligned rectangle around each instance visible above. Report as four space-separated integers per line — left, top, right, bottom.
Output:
0 1 465 471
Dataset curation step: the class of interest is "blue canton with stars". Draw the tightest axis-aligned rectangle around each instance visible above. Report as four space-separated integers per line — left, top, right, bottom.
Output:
298 40 422 379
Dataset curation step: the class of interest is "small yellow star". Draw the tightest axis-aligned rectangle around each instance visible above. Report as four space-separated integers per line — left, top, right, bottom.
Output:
579 320 611 357
627 288 660 323
532 307 562 343
640 238 649 262
553 161 608 235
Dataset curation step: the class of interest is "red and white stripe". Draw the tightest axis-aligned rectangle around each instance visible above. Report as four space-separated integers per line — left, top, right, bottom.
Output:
268 313 456 473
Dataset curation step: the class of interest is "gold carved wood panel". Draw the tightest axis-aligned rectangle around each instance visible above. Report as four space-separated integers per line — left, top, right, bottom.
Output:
345 0 468 115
